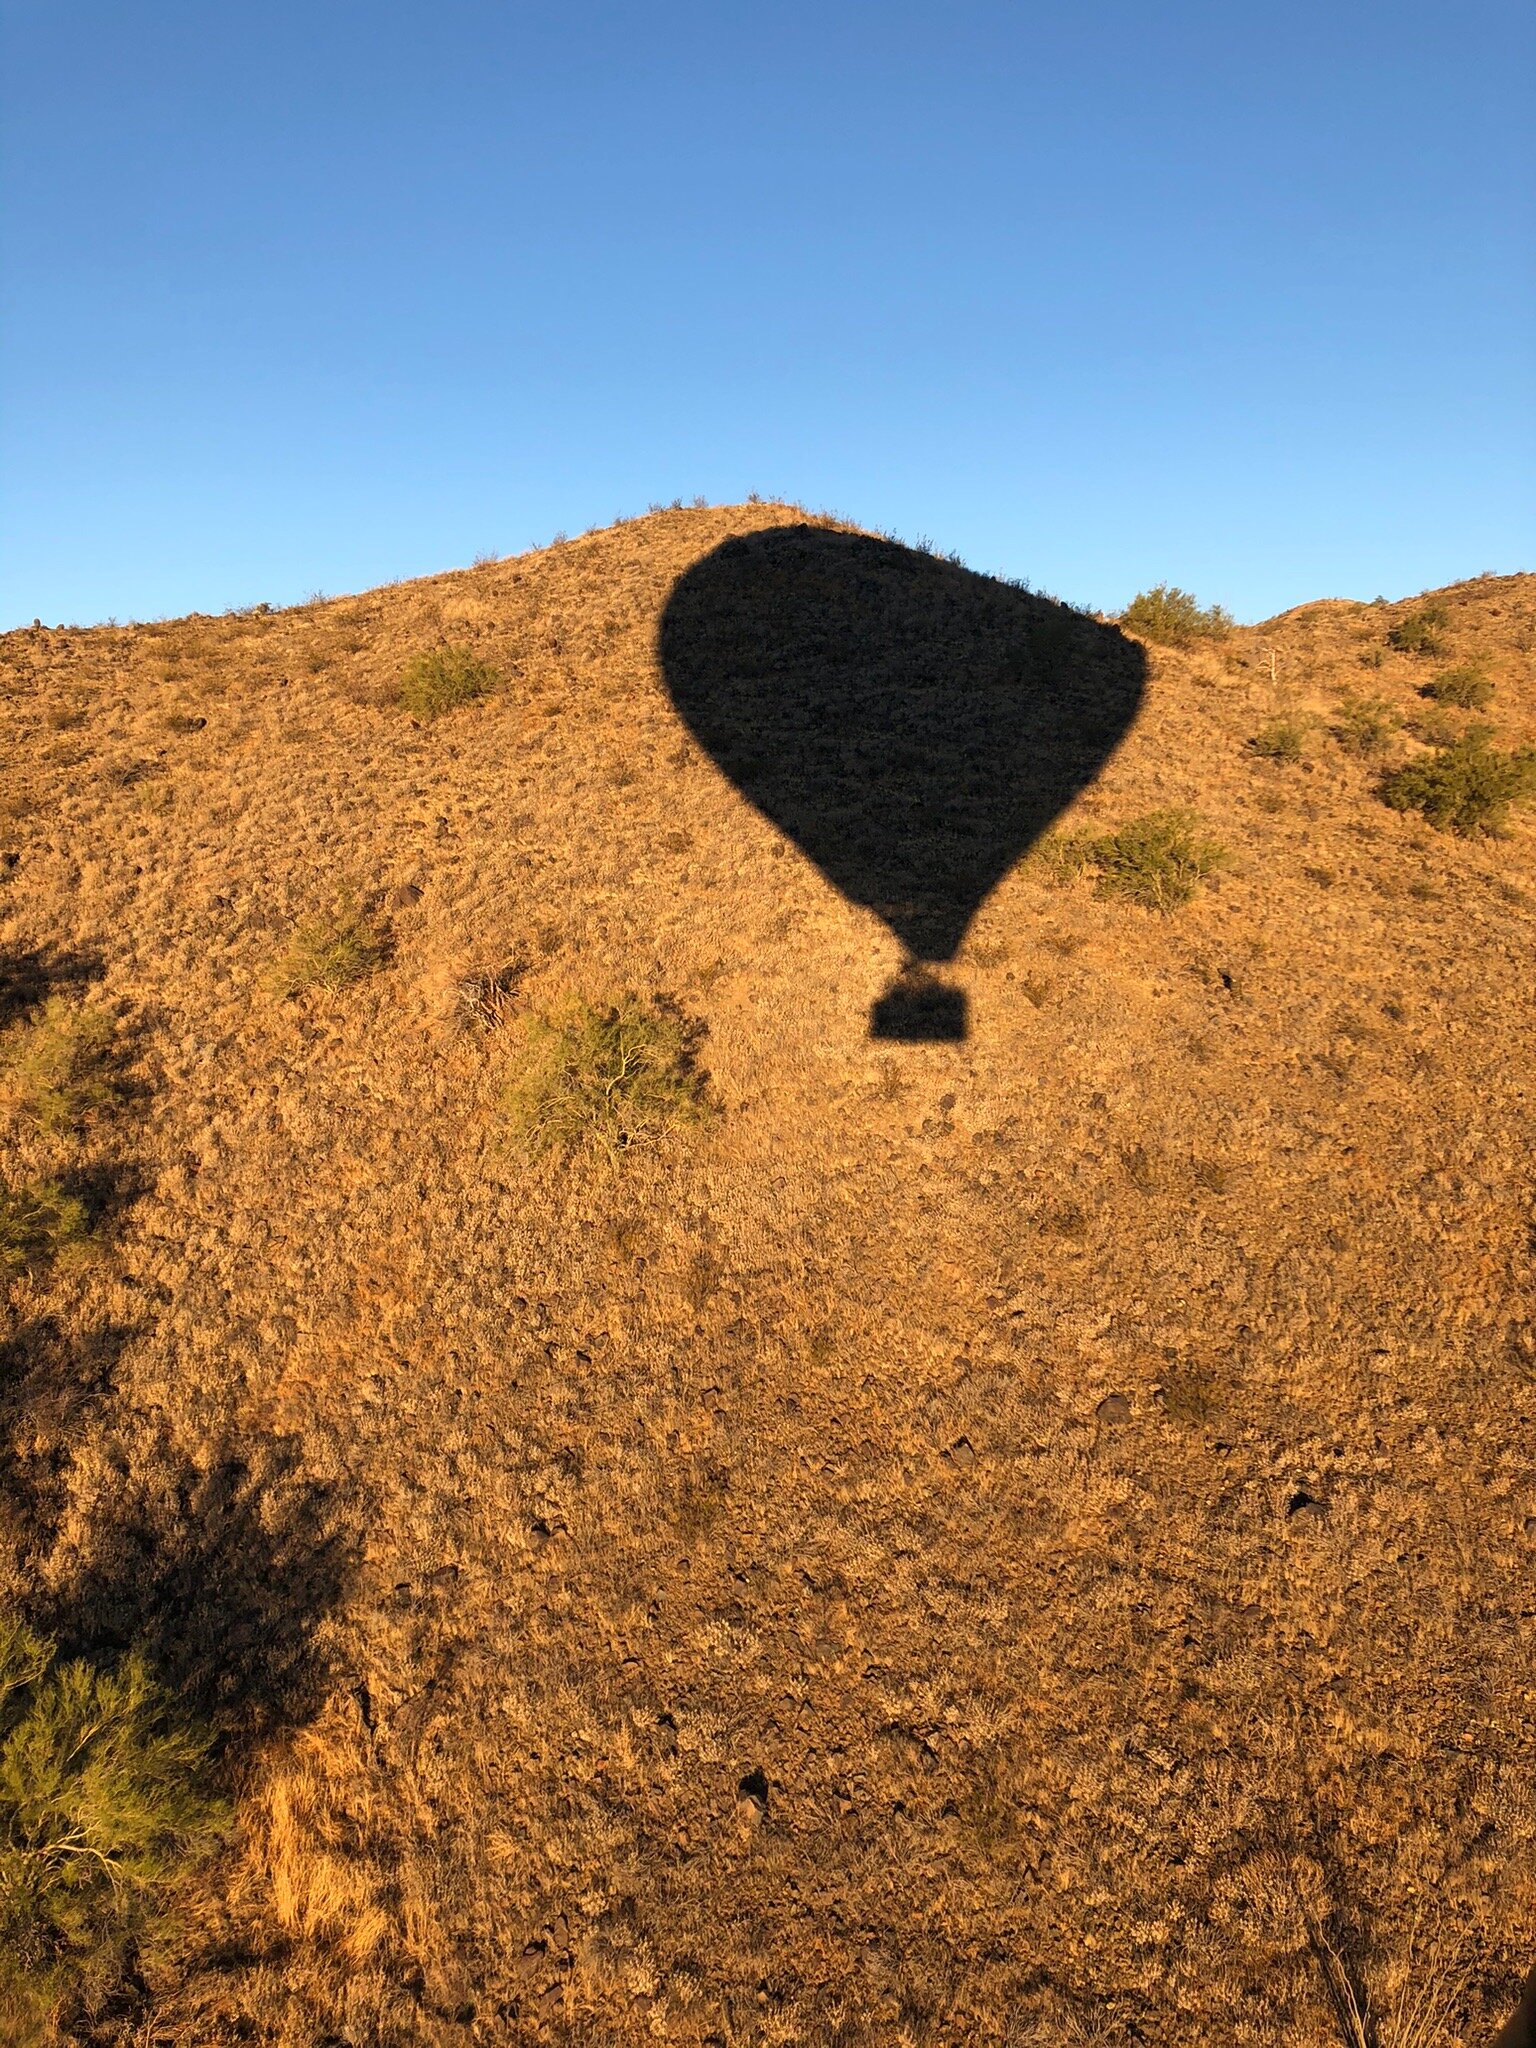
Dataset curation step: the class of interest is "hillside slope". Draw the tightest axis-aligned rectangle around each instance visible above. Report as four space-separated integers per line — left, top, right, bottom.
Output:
2 505 1534 2045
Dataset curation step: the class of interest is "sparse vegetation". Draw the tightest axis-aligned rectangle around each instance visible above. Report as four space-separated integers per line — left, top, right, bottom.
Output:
0 1177 91 1279
1388 603 1448 655
1 999 123 1134
1421 665 1494 710
0 1619 223 2034
397 643 503 719
2 510 1535 2043
1250 716 1307 763
504 995 711 1160
1033 828 1097 888
1120 584 1234 647
1331 693 1399 754
266 911 385 996
1380 727 1536 836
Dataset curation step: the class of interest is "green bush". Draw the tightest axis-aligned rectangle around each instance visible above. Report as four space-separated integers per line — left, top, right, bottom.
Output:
1249 717 1306 763
2 1000 122 1134
0 1619 223 2036
1119 585 1234 648
1039 810 1227 912
1388 604 1448 655
1089 809 1228 910
1380 728 1536 836
504 996 711 1160
397 644 503 720
1422 665 1494 710
266 912 385 997
0 1180 91 1281
1331 694 1398 755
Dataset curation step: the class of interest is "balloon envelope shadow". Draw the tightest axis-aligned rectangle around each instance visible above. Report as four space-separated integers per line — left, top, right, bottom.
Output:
660 526 1147 1039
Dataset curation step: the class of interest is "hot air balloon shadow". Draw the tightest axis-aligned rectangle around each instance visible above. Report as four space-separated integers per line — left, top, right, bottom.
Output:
659 524 1146 1040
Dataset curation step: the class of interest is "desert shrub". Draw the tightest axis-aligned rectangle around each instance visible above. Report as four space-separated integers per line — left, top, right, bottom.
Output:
504 996 711 1160
1119 585 1234 647
266 913 385 997
0 1179 91 1280
1406 706 1460 749
1040 811 1226 910
1085 810 1227 911
1388 604 1448 655
0 1619 223 2033
397 644 503 720
1331 694 1398 755
1380 728 1536 836
1422 665 1494 710
1249 717 1306 763
2 999 122 1134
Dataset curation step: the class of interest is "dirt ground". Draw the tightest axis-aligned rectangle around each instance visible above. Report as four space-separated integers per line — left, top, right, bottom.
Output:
2 504 1534 2044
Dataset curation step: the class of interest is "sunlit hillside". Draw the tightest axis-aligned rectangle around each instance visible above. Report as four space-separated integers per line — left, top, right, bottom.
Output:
2 503 1534 2045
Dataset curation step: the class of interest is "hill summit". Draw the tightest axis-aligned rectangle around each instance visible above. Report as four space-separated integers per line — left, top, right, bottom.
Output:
2 504 1534 2043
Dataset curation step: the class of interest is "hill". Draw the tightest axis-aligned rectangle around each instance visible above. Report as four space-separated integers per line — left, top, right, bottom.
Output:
2 504 1534 2045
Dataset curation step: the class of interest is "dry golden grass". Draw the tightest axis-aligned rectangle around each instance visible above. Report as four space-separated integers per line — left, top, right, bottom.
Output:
1 508 1534 2044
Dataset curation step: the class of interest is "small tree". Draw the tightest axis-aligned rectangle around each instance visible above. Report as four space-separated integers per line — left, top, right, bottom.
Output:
1120 585 1234 647
504 997 712 1161
0 1180 91 1280
1388 604 1448 655
0 1619 224 2032
397 645 503 720
1421 666 1494 710
1380 728 1536 836
2 999 123 1134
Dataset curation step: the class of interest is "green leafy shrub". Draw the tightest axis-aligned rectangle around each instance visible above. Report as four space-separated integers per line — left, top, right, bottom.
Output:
397 645 503 720
0 1619 223 2034
0 1180 91 1280
1422 665 1494 710
1388 604 1448 655
1088 810 1228 910
1380 728 1536 836
504 996 711 1160
2 1000 122 1134
1038 810 1226 911
1119 585 1234 648
1331 694 1398 755
1249 717 1306 763
266 912 385 997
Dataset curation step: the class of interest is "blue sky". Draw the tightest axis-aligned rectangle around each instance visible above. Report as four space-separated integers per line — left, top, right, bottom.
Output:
2 0 1531 628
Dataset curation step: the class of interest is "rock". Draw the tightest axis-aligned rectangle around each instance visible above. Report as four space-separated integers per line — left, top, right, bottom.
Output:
1286 1489 1327 1523
1096 1393 1132 1424
736 1767 769 1824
